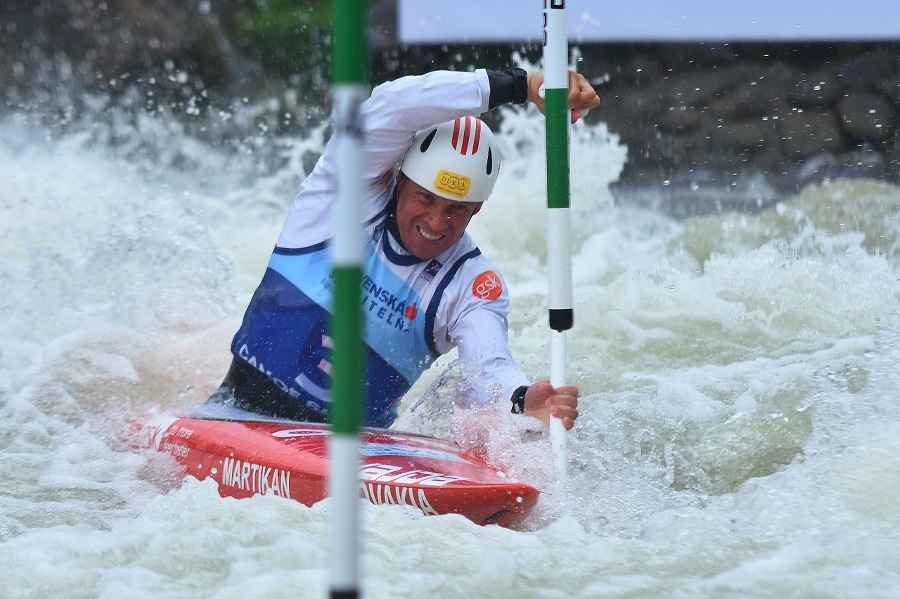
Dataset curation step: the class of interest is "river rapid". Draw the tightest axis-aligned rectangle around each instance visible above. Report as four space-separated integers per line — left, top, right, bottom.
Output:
1 90 899 598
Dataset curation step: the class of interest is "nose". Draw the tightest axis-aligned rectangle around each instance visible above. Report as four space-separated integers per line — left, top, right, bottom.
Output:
424 205 449 228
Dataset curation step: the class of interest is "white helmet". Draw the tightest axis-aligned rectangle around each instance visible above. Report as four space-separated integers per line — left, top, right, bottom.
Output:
400 116 501 203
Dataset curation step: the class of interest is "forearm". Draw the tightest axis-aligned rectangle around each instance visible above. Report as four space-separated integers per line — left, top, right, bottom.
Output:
451 307 530 407
363 70 491 142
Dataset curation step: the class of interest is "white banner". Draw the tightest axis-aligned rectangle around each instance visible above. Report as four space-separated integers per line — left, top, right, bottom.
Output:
397 0 900 43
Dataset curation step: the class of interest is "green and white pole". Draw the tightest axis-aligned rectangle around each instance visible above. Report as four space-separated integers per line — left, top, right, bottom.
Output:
543 0 571 487
329 1 367 598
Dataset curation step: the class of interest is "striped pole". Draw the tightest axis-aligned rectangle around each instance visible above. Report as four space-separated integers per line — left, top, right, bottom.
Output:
543 0 571 487
329 1 367 598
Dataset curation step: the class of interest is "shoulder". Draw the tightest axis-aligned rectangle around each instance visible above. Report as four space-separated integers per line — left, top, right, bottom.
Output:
440 239 511 314
461 260 507 304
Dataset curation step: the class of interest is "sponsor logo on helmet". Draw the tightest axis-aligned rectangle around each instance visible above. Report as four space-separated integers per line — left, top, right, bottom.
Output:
472 270 503 301
434 169 471 199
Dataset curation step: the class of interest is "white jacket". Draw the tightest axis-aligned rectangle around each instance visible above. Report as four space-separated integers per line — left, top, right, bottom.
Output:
231 69 529 427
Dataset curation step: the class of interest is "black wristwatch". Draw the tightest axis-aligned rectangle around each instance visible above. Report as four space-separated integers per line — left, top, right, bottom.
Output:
510 385 529 414
506 68 529 105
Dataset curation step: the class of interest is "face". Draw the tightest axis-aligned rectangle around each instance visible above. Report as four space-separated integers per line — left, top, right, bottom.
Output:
395 175 482 260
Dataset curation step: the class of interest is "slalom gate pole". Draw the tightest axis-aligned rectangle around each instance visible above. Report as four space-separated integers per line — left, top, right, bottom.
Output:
329 1 367 598
543 0 572 488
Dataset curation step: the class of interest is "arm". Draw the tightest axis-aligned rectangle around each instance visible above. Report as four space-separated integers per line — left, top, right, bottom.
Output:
451 304 530 406
282 67 599 247
453 309 580 431
359 69 494 184
309 67 535 201
279 70 497 248
446 263 580 430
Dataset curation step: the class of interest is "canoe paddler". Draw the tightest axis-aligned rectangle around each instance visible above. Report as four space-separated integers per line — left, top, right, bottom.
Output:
206 67 598 430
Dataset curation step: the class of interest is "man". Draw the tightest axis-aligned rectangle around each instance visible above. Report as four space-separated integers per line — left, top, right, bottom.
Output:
206 67 598 430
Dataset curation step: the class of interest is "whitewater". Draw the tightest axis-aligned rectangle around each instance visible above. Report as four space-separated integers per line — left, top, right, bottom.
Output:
1 87 899 598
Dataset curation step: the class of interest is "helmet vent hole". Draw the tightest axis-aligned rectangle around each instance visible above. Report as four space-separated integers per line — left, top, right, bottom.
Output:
486 148 493 175
419 129 438 152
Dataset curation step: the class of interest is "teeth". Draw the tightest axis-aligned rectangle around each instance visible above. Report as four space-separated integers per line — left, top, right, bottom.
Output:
418 227 442 241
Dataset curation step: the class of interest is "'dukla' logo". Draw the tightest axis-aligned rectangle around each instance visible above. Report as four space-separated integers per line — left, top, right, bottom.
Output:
434 169 471 199
472 270 502 301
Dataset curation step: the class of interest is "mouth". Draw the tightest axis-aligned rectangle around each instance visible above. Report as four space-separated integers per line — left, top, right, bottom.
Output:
417 226 444 242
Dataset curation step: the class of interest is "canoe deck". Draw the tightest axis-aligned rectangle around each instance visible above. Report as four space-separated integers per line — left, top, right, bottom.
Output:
130 411 539 528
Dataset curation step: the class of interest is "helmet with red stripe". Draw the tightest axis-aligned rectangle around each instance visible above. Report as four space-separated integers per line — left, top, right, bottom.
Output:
400 116 501 203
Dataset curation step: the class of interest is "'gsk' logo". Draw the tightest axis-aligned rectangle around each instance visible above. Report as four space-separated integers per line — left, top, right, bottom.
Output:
472 271 502 301
434 169 471 199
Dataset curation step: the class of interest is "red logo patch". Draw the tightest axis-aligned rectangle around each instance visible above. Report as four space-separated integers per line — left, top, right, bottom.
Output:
472 271 503 301
404 302 418 320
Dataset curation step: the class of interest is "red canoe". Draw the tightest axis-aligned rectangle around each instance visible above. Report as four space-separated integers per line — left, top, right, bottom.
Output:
130 412 539 528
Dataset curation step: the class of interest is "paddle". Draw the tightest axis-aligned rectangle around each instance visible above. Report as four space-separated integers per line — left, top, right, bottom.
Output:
329 0 366 598
543 0 572 488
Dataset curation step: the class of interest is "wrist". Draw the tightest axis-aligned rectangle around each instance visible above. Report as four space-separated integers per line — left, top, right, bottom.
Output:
506 68 528 105
486 68 528 109
510 385 529 414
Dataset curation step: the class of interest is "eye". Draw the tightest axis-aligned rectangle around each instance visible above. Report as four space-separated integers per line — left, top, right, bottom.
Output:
416 193 436 208
448 203 470 217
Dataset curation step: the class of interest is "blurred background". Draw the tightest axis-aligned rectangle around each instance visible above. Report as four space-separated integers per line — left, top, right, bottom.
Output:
4 0 900 216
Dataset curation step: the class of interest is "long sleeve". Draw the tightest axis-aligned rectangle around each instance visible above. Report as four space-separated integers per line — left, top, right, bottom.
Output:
276 70 492 249
437 262 530 407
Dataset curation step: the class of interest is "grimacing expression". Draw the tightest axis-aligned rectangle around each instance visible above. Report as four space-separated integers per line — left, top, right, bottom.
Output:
395 174 482 260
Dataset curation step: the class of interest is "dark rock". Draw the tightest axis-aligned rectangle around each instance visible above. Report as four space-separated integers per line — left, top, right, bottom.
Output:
708 64 797 118
778 109 844 158
837 92 896 141
606 85 666 121
710 79 785 120
0 0 266 128
663 69 737 107
618 54 666 86
658 106 703 132
655 43 739 69
876 77 900 106
2 0 231 89
884 131 900 178
793 149 887 186
837 50 900 91
789 69 843 106
707 118 778 152
369 0 397 51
